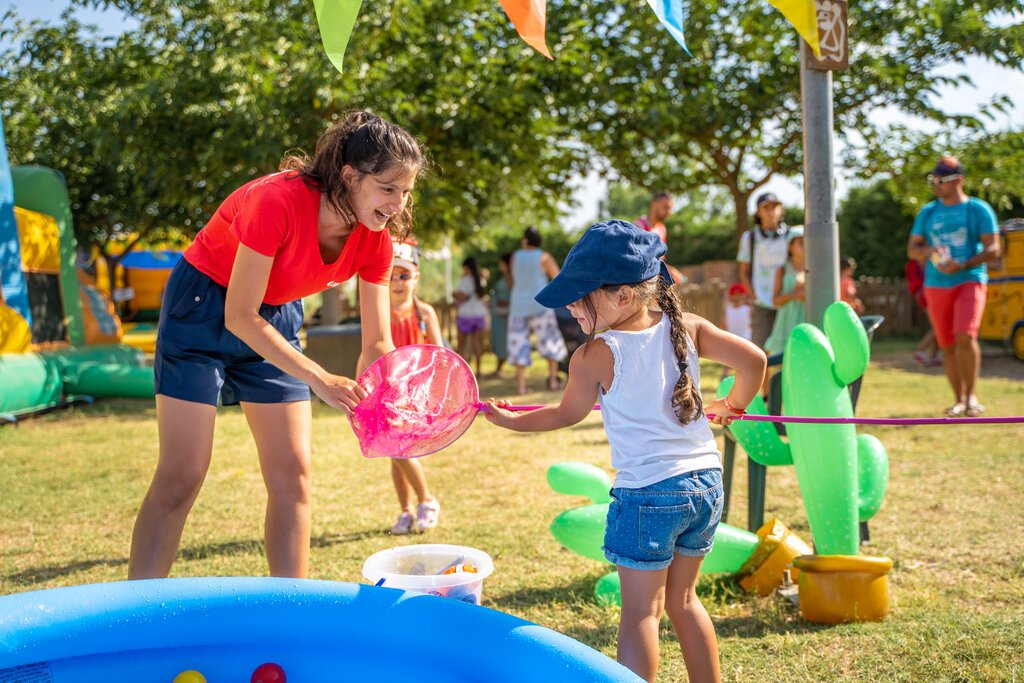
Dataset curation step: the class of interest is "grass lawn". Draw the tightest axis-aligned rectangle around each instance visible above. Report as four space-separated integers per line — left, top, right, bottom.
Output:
1 342 1023 681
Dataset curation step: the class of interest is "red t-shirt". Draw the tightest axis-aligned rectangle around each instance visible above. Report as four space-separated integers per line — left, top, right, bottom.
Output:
634 216 667 243
390 304 427 348
184 172 393 305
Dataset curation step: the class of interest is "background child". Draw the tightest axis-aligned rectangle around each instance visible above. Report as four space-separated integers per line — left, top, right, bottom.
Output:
455 256 488 376
487 252 513 378
724 282 752 341
485 220 766 683
840 256 865 314
905 259 941 365
383 241 443 534
764 226 805 356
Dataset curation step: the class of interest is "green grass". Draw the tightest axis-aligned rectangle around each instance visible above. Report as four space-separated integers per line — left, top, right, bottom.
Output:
2 350 1023 681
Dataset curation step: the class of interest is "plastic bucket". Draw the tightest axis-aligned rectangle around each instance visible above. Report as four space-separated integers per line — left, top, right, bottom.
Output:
362 544 494 605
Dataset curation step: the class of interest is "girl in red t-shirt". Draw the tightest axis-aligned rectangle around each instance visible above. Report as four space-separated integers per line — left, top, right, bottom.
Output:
129 111 428 580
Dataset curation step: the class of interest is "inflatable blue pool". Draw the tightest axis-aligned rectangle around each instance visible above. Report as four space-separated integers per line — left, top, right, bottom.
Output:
0 578 642 682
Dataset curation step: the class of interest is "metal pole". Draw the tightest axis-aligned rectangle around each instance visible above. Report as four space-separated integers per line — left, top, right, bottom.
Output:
800 43 840 329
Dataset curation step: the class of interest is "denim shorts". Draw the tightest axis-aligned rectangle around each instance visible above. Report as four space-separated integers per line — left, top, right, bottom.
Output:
154 259 310 406
603 468 724 570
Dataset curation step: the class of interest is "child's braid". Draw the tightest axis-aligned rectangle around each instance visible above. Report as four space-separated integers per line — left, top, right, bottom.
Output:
655 279 703 425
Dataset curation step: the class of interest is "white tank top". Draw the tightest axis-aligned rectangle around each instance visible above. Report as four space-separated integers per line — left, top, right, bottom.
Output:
596 315 722 489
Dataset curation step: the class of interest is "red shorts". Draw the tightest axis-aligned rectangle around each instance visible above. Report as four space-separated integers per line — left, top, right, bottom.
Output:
923 282 987 348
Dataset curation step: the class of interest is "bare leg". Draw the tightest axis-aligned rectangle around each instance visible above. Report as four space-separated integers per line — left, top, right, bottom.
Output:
472 330 484 376
390 460 415 514
516 365 528 395
955 333 981 406
546 358 561 390
616 566 668 682
243 400 312 578
457 331 469 365
665 556 721 683
924 328 939 359
128 395 217 579
391 458 432 507
940 343 964 408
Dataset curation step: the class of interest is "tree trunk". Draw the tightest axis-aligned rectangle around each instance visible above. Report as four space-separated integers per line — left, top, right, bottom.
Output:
732 189 752 241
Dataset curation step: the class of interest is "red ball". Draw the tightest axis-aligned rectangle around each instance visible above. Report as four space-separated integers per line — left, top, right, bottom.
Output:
251 662 286 683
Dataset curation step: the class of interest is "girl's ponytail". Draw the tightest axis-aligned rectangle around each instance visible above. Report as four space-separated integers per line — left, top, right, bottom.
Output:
655 279 703 425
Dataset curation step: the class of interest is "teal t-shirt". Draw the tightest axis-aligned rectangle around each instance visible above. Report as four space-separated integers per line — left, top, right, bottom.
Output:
910 198 998 288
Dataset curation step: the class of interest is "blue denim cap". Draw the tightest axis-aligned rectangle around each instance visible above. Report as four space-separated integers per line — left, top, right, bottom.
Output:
535 219 673 309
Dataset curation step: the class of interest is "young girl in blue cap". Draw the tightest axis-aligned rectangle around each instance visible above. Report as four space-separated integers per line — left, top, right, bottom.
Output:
485 220 766 683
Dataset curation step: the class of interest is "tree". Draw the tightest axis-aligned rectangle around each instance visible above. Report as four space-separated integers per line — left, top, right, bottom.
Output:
858 126 1024 219
837 179 917 278
548 0 1023 237
601 182 737 266
0 0 590 260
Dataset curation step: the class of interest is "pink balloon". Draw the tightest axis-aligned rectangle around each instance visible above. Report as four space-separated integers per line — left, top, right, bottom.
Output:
350 345 480 459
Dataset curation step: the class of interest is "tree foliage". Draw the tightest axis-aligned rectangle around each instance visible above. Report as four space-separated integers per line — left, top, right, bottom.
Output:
0 0 589 254
2 0 1022 260
551 0 1023 237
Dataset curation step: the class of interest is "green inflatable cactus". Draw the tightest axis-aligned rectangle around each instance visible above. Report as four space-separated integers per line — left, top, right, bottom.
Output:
718 301 889 555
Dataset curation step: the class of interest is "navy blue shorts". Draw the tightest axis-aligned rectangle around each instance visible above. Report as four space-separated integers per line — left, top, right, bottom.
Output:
603 468 724 570
154 259 310 406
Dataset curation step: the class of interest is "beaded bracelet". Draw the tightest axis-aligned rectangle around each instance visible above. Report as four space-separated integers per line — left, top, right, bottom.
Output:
723 396 746 415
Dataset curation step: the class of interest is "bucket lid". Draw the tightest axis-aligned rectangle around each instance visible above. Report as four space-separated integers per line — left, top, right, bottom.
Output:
791 554 893 574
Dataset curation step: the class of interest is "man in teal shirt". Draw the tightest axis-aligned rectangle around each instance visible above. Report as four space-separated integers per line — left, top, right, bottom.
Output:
907 156 1001 417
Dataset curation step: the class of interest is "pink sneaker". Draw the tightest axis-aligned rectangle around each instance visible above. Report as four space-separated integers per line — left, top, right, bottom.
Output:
390 512 414 535
414 499 440 532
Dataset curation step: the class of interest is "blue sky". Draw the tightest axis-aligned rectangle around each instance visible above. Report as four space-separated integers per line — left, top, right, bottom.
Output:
10 0 1024 225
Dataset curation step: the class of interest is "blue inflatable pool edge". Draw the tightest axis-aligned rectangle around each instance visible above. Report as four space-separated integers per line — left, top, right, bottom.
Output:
0 577 643 682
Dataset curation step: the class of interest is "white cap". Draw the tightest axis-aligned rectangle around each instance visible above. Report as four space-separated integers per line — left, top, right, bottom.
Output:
392 241 420 271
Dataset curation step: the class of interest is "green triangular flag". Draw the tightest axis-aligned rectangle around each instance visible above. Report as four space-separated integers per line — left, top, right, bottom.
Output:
314 0 364 73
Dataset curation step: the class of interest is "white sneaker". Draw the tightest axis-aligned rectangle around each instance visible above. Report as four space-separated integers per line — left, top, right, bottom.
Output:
390 512 414 535
414 499 440 532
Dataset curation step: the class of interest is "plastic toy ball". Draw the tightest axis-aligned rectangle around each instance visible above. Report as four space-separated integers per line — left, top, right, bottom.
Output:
251 662 286 683
173 671 207 683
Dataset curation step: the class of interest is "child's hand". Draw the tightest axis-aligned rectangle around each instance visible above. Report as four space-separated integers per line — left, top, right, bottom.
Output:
482 398 515 427
703 398 744 426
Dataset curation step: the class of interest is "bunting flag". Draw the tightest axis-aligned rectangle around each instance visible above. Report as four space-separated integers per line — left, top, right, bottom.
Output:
313 0 365 73
768 0 822 57
498 0 553 59
645 0 691 57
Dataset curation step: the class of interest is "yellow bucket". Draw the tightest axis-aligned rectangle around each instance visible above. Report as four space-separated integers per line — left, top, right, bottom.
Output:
792 554 893 624
737 518 814 596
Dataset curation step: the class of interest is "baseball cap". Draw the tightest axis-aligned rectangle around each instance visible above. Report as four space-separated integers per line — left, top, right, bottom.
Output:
926 156 964 179
756 192 781 207
392 241 420 271
787 225 804 242
534 220 672 309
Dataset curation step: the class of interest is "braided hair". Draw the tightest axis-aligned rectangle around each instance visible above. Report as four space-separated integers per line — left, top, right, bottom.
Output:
654 277 703 424
580 275 702 426
280 110 428 240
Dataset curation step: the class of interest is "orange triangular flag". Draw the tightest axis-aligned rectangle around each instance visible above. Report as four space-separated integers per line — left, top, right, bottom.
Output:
498 0 553 59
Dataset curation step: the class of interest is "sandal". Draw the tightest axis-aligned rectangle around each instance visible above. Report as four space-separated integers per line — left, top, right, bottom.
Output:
547 377 563 391
966 401 985 417
944 404 967 417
